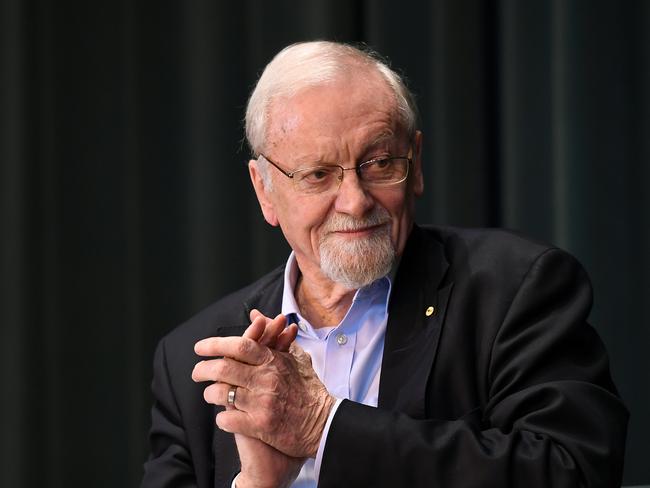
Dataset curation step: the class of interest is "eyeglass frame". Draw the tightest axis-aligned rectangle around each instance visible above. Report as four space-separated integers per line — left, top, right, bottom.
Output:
258 146 413 193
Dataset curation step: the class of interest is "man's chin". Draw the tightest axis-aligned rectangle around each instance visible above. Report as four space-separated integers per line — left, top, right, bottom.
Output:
319 233 395 289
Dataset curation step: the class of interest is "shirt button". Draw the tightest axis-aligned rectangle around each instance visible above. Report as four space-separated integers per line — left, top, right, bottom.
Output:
298 321 308 332
336 333 348 346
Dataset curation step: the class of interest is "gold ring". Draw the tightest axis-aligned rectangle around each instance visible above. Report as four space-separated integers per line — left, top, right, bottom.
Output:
227 385 237 407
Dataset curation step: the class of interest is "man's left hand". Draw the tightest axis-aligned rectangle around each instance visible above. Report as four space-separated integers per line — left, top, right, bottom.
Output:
192 331 335 459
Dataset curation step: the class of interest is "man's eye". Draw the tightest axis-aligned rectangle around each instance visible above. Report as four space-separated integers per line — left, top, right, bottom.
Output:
365 158 393 173
373 158 392 169
300 168 336 183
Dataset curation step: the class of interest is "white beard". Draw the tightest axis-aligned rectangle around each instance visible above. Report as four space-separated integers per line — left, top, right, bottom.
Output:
318 208 395 290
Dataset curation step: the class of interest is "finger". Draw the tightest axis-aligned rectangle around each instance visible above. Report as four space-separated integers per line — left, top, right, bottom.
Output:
216 409 257 438
192 356 257 385
243 315 267 341
258 314 287 348
194 336 271 365
275 323 298 352
249 308 265 323
203 382 253 411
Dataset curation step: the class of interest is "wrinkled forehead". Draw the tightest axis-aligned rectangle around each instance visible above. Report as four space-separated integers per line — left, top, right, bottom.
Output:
264 73 404 151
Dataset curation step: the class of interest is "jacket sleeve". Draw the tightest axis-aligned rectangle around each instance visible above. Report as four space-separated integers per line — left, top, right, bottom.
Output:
141 337 199 488
318 249 628 488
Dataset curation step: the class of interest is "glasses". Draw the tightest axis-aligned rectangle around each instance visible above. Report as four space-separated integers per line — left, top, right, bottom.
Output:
259 147 412 195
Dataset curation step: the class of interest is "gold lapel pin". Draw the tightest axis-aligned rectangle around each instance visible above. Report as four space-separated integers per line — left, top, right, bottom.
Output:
425 306 435 317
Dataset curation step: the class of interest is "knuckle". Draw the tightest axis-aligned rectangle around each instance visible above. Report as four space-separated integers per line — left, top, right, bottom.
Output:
236 338 254 357
259 394 275 411
211 359 226 379
257 410 274 430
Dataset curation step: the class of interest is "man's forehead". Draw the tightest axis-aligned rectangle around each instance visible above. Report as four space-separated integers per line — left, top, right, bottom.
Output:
369 131 399 145
277 113 303 135
269 71 395 119
266 87 400 147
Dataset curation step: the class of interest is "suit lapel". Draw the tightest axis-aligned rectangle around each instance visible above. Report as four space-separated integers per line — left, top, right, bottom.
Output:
241 274 285 322
378 226 452 418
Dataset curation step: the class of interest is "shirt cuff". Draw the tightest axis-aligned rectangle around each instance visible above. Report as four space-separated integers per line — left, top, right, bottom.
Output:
313 397 343 484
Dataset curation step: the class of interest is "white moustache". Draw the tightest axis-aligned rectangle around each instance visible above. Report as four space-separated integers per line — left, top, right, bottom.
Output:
323 209 391 234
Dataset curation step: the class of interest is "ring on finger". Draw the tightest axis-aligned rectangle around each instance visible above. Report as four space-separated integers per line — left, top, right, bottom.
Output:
227 385 237 407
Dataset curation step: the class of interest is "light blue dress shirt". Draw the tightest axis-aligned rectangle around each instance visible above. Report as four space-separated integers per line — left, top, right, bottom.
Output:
282 252 392 487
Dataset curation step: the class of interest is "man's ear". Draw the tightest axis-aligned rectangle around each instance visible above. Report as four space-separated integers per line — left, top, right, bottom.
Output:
248 159 279 226
412 130 424 196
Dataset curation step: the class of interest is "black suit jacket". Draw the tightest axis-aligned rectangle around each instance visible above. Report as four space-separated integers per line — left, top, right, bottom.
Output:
142 226 628 488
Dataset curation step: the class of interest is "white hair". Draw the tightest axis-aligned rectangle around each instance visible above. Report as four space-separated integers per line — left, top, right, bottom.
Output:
245 41 418 187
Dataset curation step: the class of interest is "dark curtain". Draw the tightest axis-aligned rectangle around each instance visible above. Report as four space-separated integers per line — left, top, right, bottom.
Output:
1 1 648 486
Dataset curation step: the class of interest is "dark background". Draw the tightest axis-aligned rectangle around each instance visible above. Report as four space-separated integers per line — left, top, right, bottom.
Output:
1 1 648 486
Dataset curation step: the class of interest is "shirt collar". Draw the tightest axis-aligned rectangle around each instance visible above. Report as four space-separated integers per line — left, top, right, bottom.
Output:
281 252 303 320
281 252 394 324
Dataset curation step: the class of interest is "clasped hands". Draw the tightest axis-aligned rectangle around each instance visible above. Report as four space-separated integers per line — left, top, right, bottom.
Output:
192 311 335 488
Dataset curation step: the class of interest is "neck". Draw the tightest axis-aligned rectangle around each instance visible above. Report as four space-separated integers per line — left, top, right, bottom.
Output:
294 269 356 329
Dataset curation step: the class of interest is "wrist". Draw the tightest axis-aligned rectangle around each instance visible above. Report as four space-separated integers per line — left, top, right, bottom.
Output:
306 392 336 458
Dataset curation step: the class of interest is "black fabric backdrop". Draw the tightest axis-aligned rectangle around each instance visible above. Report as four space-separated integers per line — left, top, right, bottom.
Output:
1 1 648 486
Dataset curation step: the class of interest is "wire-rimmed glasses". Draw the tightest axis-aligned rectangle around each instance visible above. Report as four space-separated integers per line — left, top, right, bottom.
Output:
259 147 412 195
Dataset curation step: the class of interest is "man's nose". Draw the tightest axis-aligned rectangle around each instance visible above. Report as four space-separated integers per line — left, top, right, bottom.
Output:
333 170 374 217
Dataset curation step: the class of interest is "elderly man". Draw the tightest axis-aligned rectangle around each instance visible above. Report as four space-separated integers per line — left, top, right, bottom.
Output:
142 41 627 488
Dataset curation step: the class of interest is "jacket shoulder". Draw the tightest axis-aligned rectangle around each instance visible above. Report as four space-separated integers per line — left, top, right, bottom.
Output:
415 225 590 304
420 225 578 270
422 225 552 255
